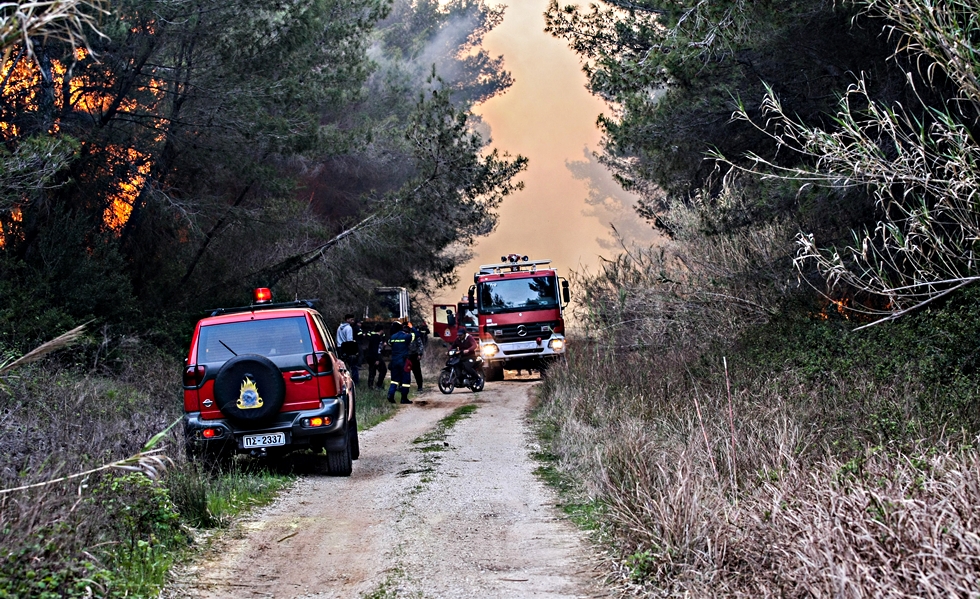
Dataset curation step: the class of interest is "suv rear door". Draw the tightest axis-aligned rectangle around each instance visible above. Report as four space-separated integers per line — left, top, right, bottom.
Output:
311 313 344 399
196 315 321 415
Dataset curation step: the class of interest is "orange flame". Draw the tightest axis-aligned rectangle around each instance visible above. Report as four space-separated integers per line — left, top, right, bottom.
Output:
0 207 24 248
0 45 166 232
814 296 852 321
103 147 152 232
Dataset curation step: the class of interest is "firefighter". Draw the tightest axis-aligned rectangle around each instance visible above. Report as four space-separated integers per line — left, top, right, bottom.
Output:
387 321 413 404
365 323 387 389
415 320 429 389
405 320 425 391
451 326 480 382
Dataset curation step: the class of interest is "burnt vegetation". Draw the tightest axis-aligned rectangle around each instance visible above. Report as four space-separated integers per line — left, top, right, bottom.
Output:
538 0 980 595
0 0 521 595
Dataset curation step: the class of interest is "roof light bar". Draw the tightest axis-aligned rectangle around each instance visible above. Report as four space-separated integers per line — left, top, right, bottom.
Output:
479 256 552 274
208 298 320 317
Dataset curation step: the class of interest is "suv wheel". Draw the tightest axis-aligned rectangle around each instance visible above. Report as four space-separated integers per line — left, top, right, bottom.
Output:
213 354 286 425
325 428 353 476
349 417 360 461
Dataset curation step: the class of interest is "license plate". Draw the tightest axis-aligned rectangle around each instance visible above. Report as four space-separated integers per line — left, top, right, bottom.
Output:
242 432 286 448
511 341 538 351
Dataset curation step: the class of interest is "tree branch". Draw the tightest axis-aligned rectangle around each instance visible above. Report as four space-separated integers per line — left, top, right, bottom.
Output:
253 213 381 288
178 182 253 288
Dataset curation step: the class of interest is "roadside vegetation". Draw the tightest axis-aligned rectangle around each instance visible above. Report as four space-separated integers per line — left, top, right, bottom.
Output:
537 294 980 595
0 322 404 597
0 338 292 598
0 0 515 595
538 0 980 595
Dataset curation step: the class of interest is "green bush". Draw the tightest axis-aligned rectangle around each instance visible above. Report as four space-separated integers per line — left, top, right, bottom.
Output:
0 474 187 599
735 287 980 440
167 465 216 528
91 474 187 596
0 537 101 599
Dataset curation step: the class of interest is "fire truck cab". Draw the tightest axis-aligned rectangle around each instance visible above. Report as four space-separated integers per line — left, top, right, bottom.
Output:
434 254 569 381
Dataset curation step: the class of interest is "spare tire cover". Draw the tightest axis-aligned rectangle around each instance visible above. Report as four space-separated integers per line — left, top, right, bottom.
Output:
213 354 286 425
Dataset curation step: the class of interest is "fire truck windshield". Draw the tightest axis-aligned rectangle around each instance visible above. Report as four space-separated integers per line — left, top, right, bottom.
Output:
478 276 559 314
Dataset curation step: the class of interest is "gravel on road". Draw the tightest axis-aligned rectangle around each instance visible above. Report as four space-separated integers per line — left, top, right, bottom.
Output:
169 380 606 599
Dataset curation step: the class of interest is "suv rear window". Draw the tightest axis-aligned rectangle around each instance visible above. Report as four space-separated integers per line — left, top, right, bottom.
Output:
197 317 313 363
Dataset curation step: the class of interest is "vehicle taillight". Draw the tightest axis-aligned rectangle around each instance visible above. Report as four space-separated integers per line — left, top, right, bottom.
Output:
253 287 272 303
183 365 206 387
305 352 332 375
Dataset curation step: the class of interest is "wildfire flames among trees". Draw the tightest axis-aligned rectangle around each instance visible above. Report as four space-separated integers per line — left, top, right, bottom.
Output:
7 0 980 596
0 0 525 345
0 1 524 595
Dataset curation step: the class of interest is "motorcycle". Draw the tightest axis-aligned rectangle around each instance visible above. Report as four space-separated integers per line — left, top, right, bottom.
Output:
438 349 485 394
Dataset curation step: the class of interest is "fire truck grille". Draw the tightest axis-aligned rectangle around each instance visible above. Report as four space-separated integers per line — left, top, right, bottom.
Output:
503 348 545 355
489 322 558 343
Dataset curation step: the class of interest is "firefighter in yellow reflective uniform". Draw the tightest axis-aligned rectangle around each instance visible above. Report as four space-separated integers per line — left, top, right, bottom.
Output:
386 321 413 404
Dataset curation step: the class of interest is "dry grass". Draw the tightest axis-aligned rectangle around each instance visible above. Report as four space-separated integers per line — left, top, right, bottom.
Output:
539 172 980 595
0 1 108 60
537 342 980 597
1 356 180 482
0 338 186 596
735 450 980 598
0 322 87 374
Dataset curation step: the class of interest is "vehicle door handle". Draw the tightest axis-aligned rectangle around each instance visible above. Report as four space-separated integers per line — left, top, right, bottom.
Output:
290 373 313 382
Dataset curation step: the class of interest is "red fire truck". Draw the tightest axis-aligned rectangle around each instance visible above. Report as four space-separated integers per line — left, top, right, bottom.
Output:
433 254 569 381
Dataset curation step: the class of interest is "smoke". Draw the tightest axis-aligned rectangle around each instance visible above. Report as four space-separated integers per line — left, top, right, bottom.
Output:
368 0 512 109
566 147 660 249
308 0 510 222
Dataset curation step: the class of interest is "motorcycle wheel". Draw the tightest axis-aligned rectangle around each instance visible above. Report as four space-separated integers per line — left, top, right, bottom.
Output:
470 372 485 392
438 368 456 394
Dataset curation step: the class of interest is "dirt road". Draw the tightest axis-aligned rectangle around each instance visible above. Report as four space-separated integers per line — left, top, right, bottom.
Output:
169 380 606 599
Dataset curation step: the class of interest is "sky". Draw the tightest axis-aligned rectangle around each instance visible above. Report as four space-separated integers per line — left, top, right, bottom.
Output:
441 0 655 303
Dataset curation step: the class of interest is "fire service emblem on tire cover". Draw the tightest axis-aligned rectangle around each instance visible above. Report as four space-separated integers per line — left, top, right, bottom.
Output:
237 377 264 409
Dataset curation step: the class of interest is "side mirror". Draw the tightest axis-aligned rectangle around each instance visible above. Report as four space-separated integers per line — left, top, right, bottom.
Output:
561 279 570 304
467 285 475 309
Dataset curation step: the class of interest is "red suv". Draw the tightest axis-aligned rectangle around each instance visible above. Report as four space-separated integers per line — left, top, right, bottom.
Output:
182 289 358 475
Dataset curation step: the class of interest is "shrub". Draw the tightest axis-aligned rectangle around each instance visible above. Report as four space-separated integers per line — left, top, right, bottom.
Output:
166 465 215 528
0 473 186 598
0 336 185 596
536 286 980 596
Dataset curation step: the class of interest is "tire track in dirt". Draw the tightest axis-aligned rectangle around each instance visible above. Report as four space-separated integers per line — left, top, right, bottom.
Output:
168 381 605 599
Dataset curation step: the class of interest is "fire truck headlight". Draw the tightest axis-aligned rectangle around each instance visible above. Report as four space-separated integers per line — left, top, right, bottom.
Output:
482 343 499 357
549 338 565 352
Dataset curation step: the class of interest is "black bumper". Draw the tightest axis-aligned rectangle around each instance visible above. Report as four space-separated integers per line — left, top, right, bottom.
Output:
487 354 563 371
184 398 347 453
